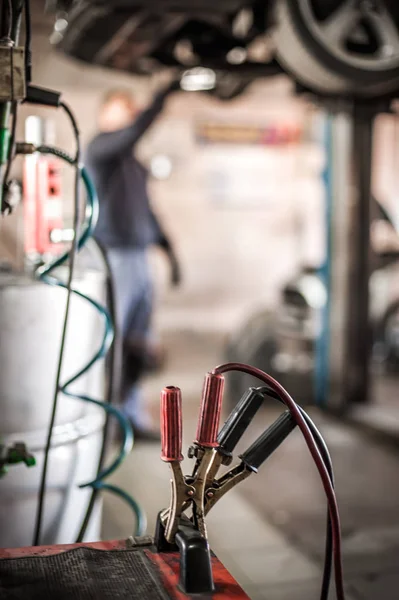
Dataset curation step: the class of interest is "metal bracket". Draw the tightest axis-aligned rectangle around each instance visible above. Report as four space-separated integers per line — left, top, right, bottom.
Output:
154 513 214 595
0 45 26 101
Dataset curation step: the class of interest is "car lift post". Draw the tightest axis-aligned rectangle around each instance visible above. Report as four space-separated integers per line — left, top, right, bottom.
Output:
319 98 391 411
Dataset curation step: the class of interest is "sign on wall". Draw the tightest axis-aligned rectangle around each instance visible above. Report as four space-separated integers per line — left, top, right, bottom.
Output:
195 121 303 146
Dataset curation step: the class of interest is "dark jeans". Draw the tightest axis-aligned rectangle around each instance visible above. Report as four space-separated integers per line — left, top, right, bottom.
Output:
106 247 153 428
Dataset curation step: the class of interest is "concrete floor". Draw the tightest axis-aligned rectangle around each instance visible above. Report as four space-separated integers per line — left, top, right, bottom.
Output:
102 327 399 600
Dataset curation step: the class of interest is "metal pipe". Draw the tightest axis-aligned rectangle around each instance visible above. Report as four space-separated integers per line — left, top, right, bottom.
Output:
344 105 376 404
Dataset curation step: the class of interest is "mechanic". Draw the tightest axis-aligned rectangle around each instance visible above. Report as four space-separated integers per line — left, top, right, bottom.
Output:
85 80 181 442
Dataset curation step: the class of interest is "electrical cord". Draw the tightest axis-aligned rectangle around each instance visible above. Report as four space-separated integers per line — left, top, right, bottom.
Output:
30 144 146 545
33 103 81 546
23 0 32 83
3 101 17 193
1 7 18 212
60 101 79 147
74 237 122 543
6 0 12 39
213 362 345 600
257 386 334 600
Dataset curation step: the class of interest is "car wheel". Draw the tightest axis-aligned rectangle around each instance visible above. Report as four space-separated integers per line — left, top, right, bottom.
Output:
273 0 399 98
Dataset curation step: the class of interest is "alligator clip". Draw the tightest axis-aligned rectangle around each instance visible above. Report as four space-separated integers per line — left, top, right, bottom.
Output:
160 380 296 544
160 373 225 543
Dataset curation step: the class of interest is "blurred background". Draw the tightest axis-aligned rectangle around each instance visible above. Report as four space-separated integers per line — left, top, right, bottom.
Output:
2 1 399 599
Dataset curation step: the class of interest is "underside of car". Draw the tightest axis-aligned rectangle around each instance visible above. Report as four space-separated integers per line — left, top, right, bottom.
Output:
46 0 399 100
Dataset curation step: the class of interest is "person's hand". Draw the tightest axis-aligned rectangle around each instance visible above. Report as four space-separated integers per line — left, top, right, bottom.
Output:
170 253 182 287
158 235 182 286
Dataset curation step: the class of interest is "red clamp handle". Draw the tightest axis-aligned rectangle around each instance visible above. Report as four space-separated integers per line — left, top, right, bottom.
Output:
195 372 225 448
161 386 183 462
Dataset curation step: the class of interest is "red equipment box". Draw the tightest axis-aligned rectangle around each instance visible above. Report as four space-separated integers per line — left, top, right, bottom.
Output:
0 538 249 599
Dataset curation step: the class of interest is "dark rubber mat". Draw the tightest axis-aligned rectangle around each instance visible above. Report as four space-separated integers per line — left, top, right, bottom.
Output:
0 546 170 600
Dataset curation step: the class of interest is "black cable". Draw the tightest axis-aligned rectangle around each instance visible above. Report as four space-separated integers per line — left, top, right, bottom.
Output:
36 144 74 164
3 101 17 192
23 0 32 83
74 238 122 543
0 1 16 214
6 0 12 38
258 387 334 600
60 102 80 155
33 102 81 546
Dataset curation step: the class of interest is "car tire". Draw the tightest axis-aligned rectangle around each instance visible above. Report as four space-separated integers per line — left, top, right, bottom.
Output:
273 0 399 98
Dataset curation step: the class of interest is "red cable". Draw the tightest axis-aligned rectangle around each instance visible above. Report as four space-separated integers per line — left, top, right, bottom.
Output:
213 362 345 600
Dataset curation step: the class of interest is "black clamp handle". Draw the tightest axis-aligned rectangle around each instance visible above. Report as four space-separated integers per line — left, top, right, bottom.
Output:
217 387 265 455
240 411 296 472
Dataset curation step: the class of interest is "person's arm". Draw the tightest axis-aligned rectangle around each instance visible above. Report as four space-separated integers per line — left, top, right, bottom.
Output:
87 82 178 163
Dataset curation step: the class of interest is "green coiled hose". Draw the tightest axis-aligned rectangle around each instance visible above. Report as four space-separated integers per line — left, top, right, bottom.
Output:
35 145 147 537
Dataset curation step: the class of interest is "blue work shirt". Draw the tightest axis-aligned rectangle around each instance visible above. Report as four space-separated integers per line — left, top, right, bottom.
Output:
85 90 168 249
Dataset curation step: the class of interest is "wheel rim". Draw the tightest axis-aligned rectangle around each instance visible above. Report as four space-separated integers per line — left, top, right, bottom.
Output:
298 0 399 72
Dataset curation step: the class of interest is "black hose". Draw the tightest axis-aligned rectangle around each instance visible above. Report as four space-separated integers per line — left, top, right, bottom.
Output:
3 102 18 192
33 103 81 547
6 0 12 38
24 0 32 83
75 238 122 542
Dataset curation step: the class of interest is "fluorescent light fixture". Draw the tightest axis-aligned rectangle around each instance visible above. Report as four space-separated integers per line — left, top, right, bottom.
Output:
180 68 216 92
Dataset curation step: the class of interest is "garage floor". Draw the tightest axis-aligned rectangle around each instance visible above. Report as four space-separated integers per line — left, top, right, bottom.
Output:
102 328 399 600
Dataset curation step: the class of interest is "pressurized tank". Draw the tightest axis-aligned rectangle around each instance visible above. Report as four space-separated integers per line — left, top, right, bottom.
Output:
0 268 106 547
